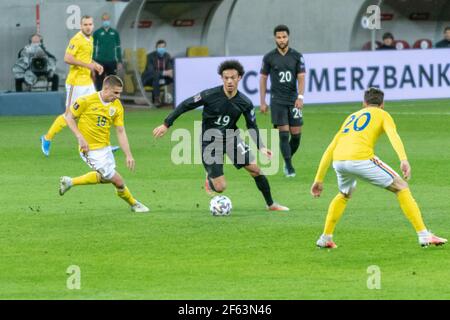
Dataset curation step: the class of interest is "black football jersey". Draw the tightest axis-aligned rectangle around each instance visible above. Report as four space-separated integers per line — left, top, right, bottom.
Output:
164 86 264 148
260 48 306 103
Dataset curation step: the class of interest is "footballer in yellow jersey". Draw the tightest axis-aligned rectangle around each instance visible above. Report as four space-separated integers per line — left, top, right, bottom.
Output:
40 15 104 157
311 88 446 248
65 30 94 87
59 75 149 213
70 90 124 151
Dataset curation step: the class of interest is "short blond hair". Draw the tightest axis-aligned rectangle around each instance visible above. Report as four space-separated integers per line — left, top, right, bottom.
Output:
103 75 123 88
81 15 93 23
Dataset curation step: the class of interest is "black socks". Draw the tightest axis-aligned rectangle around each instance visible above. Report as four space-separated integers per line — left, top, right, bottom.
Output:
279 131 293 170
290 133 302 156
254 175 274 206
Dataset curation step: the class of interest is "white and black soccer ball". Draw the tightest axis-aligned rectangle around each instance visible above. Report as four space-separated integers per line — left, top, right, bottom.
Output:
209 195 232 216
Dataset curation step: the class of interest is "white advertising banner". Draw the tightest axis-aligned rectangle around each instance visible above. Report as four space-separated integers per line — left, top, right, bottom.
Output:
174 49 450 106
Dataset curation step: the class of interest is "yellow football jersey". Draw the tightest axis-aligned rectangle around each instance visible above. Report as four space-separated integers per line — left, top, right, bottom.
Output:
70 92 124 151
65 31 94 86
315 107 407 182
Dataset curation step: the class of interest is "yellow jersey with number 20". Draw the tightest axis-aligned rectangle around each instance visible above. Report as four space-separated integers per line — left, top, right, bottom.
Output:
314 107 407 182
70 92 124 151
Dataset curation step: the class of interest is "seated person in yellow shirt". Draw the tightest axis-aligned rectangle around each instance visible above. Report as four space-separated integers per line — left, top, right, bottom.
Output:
59 75 149 213
311 87 446 248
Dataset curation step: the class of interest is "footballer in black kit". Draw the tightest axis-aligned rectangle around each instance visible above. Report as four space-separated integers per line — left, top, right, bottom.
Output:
260 24 306 178
153 60 289 211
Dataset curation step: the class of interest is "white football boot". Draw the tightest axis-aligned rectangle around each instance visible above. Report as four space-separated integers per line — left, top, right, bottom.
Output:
131 201 150 213
59 176 72 196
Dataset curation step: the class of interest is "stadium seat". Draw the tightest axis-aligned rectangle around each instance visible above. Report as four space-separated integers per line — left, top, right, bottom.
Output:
362 41 382 50
394 40 410 50
413 39 433 49
123 74 135 94
136 48 147 74
123 48 135 73
122 48 172 104
122 48 149 95
186 46 209 57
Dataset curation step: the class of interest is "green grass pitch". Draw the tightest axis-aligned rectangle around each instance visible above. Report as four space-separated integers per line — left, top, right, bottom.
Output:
0 99 449 299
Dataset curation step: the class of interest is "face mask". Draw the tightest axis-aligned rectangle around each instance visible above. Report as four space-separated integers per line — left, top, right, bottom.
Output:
102 20 111 29
157 47 166 56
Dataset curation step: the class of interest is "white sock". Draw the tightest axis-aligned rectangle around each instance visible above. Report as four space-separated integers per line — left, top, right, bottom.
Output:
417 230 430 237
322 234 333 241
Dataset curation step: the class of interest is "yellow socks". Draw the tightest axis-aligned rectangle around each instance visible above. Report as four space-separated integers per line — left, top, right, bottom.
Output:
72 172 100 186
45 114 67 140
68 173 138 208
323 193 349 235
116 186 137 206
321 189 426 237
397 188 427 232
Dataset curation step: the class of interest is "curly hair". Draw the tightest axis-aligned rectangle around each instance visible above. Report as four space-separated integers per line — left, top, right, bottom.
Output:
217 60 245 77
274 24 290 36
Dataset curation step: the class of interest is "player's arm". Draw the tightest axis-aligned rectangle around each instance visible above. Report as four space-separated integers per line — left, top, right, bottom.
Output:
259 55 270 114
295 54 306 109
311 131 341 197
243 107 271 158
64 52 103 75
383 113 410 179
64 38 103 75
64 100 89 153
115 126 135 171
295 73 305 109
153 92 205 138
259 74 269 114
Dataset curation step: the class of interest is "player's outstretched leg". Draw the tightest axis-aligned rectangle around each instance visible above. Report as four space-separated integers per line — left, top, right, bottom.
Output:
244 164 289 211
317 192 349 249
59 171 100 195
41 114 67 156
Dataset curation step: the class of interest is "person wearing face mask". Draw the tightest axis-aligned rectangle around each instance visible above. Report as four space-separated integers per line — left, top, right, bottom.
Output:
141 39 174 106
93 13 123 91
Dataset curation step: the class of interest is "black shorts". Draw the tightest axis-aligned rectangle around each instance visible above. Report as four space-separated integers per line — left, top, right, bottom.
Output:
270 100 304 127
201 134 255 179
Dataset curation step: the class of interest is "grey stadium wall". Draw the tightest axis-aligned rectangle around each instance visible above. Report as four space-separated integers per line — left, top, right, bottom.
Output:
0 0 449 114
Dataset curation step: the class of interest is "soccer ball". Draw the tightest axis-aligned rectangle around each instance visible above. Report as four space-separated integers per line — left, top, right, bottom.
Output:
209 195 232 216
